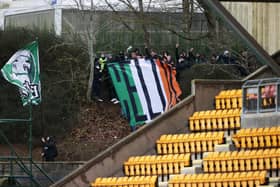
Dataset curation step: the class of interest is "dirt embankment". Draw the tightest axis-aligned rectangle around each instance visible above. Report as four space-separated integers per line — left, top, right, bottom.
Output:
57 102 131 161
0 102 131 161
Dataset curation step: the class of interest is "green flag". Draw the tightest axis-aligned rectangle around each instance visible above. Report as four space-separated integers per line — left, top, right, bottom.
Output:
1 41 41 106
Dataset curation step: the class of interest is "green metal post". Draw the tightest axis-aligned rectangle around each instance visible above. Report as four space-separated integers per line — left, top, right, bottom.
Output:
29 104 33 187
10 150 13 181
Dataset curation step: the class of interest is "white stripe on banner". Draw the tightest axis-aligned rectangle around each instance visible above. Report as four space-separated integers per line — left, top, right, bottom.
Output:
129 59 150 121
130 58 165 121
140 59 164 114
155 61 169 111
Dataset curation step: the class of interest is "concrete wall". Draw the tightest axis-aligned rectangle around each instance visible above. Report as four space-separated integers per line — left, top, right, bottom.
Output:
192 79 242 111
242 112 280 129
222 2 280 55
51 79 242 187
5 9 54 31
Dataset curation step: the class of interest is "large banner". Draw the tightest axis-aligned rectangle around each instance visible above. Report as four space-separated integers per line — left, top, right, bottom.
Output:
108 58 182 127
1 41 41 106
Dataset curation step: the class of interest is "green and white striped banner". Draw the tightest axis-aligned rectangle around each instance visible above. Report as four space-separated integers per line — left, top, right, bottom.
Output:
108 58 181 127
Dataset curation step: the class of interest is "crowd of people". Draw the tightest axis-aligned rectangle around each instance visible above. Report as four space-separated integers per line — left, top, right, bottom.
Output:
91 44 244 102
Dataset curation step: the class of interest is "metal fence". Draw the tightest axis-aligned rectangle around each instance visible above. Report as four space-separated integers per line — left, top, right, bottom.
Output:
242 78 280 114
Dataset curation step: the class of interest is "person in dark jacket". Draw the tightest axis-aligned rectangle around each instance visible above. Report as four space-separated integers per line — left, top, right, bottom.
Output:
144 44 158 59
106 54 119 104
217 50 236 64
175 43 190 66
91 57 104 102
174 44 192 80
41 136 58 161
188 47 196 64
175 44 187 62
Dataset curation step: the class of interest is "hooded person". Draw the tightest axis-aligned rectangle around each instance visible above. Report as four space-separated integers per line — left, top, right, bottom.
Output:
41 136 58 161
99 53 107 72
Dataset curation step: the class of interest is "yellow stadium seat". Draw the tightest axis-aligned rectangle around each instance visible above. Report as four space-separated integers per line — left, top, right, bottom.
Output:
245 156 252 171
178 142 184 154
217 112 224 130
203 148 280 173
226 92 232 109
211 111 219 130
220 154 227 172
246 136 253 148
225 151 233 172
215 90 226 110
91 176 157 187
126 154 191 176
169 171 266 187
233 109 241 128
271 135 278 147
201 139 207 152
252 133 259 148
271 155 278 170
200 111 209 131
220 95 226 110
206 111 213 130
216 97 221 110
233 126 280 149
157 132 224 155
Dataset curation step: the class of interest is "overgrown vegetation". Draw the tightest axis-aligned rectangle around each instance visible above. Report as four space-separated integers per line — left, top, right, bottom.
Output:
0 28 88 142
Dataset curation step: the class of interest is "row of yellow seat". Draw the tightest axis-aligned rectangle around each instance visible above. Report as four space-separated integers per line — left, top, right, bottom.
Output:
91 176 157 187
189 109 241 131
156 132 224 154
203 149 280 173
124 154 190 176
169 171 266 187
232 126 280 149
215 89 242 110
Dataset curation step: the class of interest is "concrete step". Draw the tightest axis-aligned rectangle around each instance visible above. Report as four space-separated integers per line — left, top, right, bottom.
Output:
158 175 169 182
158 181 168 187
192 159 203 167
214 143 236 152
268 177 280 187
181 165 203 175
226 136 233 144
181 159 203 174
191 153 203 160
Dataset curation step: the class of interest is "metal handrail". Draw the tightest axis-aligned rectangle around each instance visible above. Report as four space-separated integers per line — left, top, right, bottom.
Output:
0 119 32 123
31 161 55 184
0 129 55 186
242 78 279 113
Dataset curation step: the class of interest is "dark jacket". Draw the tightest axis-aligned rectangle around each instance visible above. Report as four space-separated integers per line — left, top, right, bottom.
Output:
42 138 58 161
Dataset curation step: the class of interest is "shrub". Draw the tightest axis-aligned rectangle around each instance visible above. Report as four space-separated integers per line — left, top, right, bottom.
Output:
0 28 88 142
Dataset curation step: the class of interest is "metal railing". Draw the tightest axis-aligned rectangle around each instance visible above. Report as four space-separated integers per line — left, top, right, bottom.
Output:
242 78 280 114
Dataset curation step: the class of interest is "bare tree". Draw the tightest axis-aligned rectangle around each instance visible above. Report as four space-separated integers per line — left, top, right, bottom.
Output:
104 0 152 47
66 0 112 101
183 0 193 33
104 0 211 44
138 0 150 47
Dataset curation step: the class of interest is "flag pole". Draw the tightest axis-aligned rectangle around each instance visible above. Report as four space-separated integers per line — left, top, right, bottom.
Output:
29 102 33 186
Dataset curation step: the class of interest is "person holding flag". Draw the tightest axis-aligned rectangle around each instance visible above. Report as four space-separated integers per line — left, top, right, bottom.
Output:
1 41 41 106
